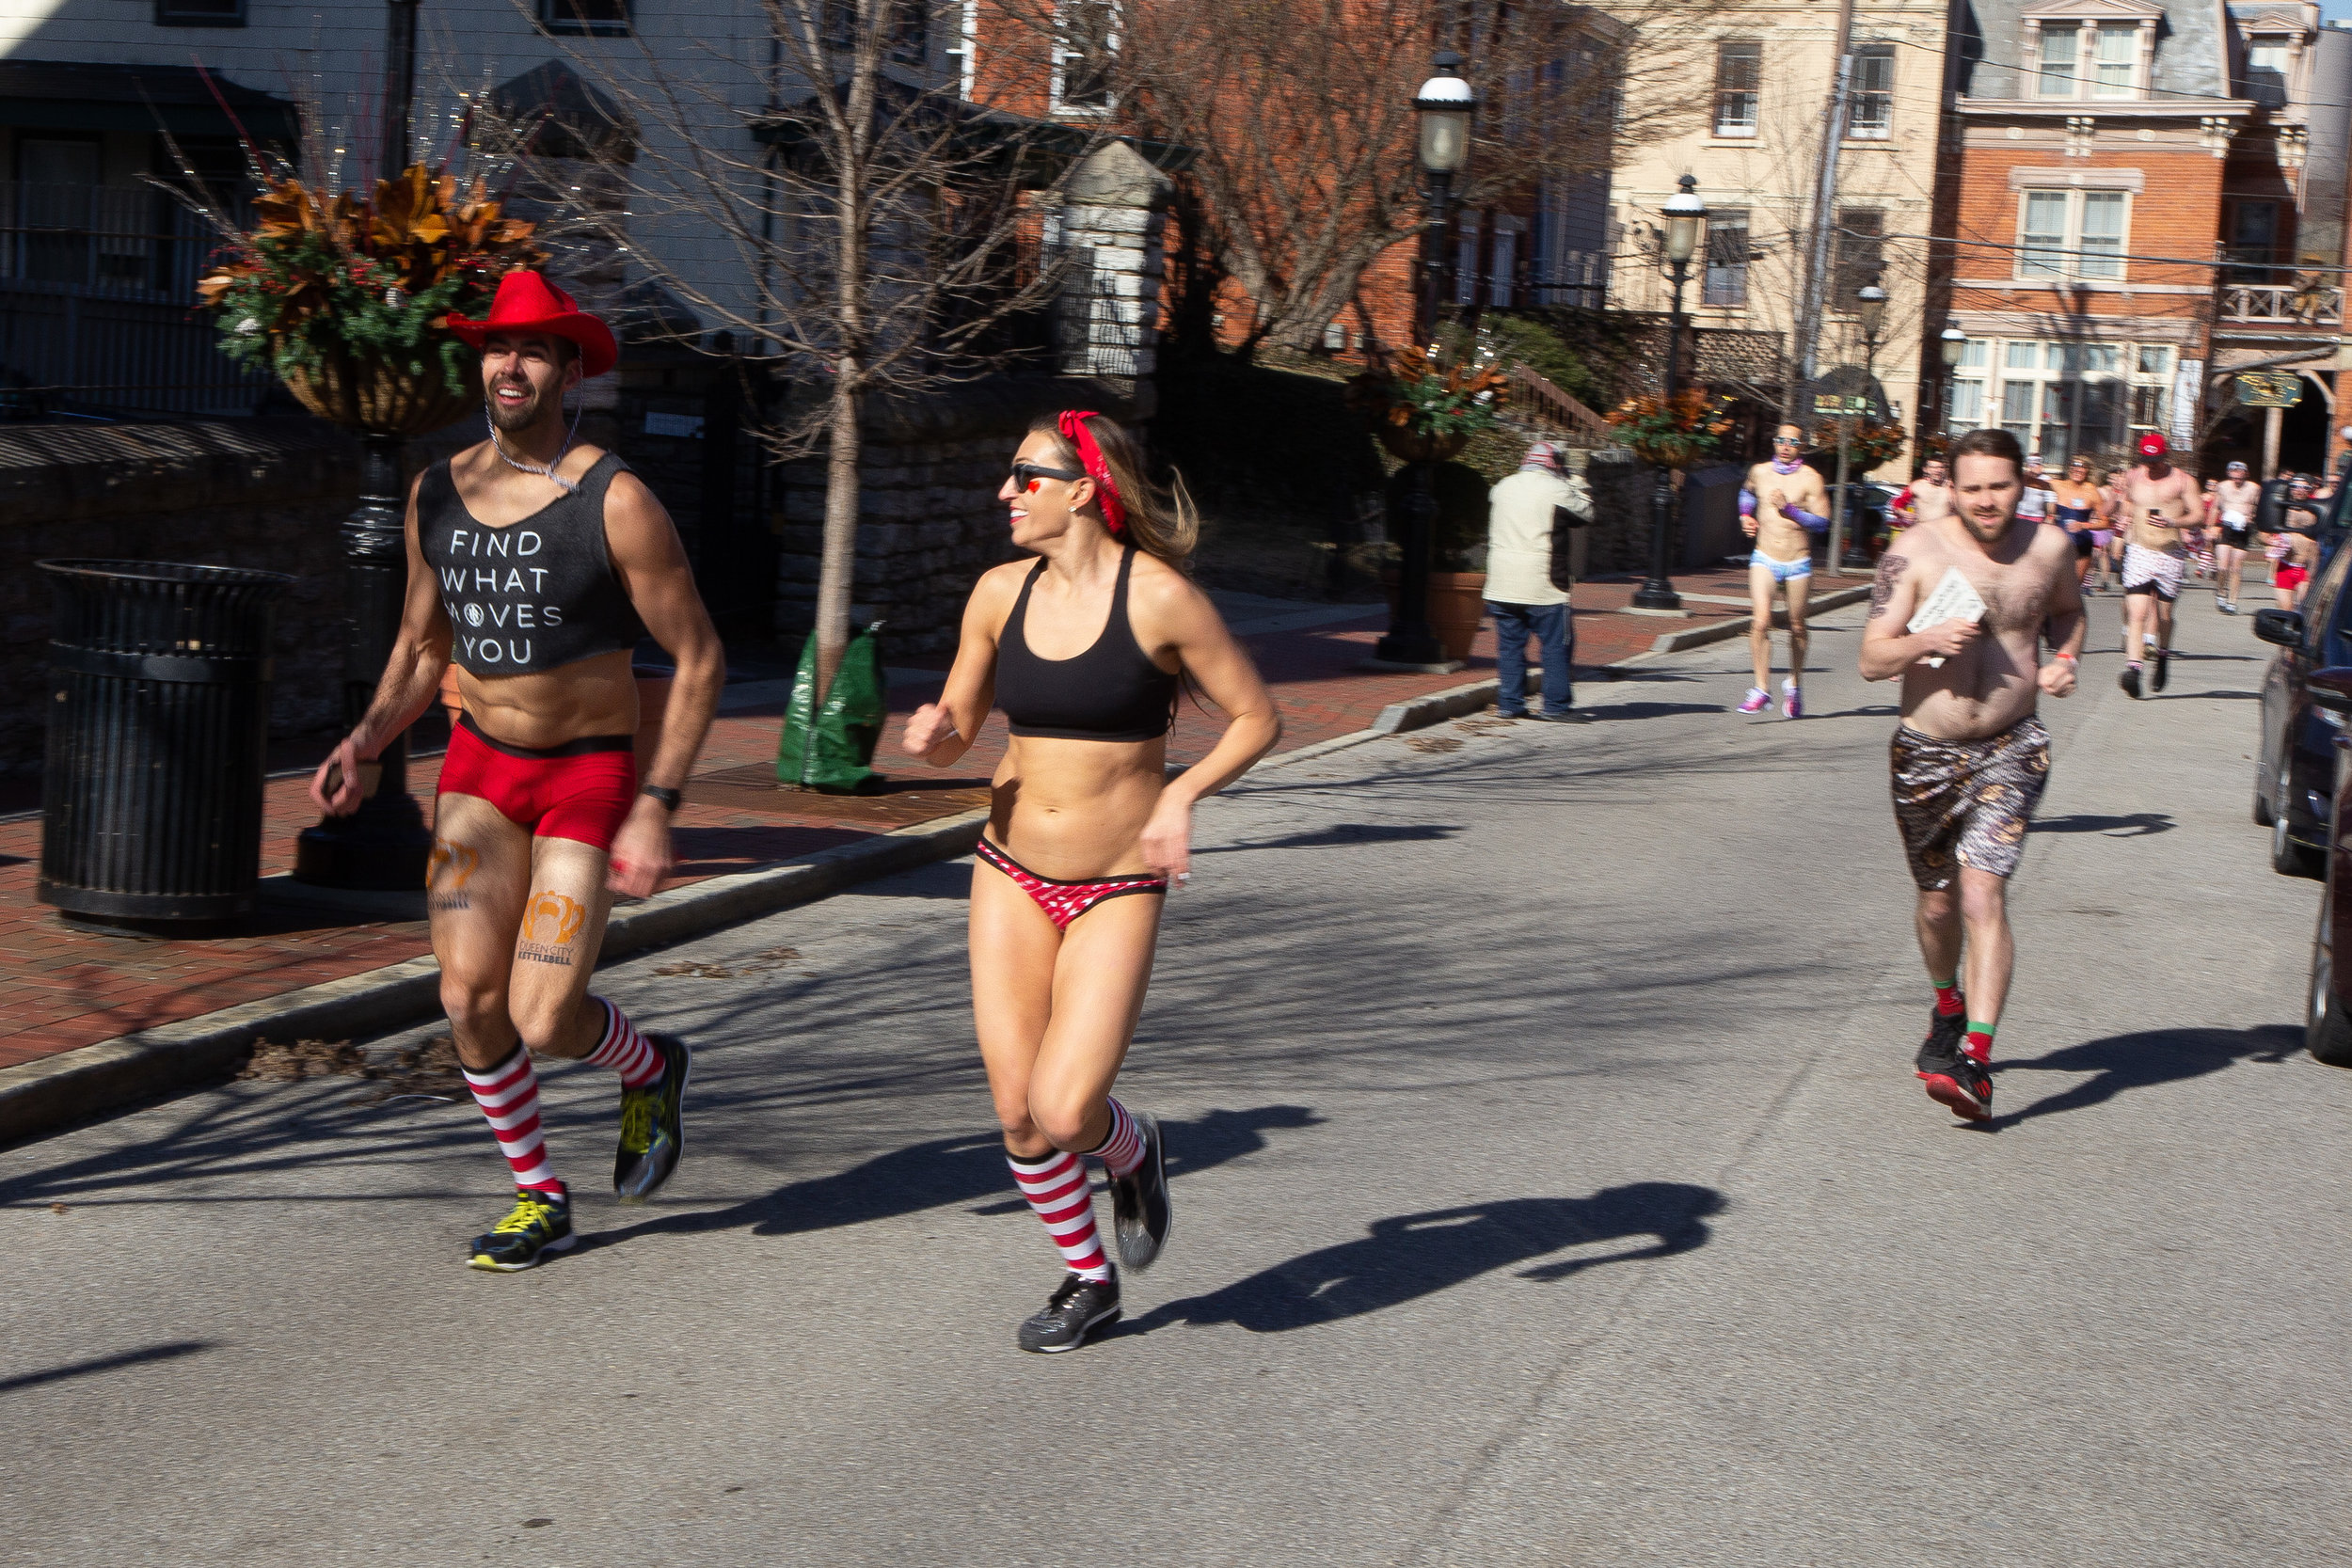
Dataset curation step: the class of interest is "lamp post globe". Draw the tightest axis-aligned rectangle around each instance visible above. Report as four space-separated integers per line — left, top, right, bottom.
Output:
1377 50 1477 670
1856 281 1887 344
1631 174 1707 612
1940 325 1967 367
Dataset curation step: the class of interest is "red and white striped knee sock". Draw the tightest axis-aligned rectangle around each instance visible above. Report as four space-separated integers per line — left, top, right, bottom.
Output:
1008 1148 1111 1281
1090 1097 1146 1179
463 1045 564 1195
584 997 661 1088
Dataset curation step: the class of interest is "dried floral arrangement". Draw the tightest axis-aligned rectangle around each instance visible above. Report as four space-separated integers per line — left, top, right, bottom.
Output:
1606 388 1735 468
1344 341 1510 461
1815 417 1908 472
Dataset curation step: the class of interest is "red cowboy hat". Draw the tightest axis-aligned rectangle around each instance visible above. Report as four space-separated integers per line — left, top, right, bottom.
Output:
444 269 618 378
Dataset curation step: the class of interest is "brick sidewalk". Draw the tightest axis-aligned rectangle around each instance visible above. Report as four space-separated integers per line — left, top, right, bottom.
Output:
0 565 1823 1073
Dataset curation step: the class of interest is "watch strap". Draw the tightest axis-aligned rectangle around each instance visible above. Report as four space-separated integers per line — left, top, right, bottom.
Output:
640 784 682 813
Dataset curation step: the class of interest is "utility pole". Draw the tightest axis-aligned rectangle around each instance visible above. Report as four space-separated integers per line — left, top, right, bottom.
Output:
1791 0 1858 412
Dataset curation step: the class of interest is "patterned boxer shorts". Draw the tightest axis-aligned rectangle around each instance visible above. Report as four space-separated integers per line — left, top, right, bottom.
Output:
2122 543 2185 602
1889 716 2052 891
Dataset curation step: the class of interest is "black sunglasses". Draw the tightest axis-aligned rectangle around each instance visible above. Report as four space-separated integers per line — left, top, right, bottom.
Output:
1011 461 1087 491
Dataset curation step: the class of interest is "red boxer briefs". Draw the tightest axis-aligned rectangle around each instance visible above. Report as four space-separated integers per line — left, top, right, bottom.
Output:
437 713 637 848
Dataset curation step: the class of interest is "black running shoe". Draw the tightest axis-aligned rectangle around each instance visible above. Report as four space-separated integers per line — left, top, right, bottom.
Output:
468 1187 575 1272
1915 1006 1967 1074
2153 648 2170 692
1917 1049 1993 1121
2119 663 2142 699
1016 1270 1121 1353
1108 1111 1171 1271
615 1034 690 1204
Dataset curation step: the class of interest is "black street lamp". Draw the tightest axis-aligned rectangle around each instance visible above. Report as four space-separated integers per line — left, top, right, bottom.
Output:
1630 174 1706 611
1375 50 1474 670
294 0 435 890
1830 277 1886 571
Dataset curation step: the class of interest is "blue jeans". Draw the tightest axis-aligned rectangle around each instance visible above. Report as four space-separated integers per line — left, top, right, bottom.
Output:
1488 601 1573 716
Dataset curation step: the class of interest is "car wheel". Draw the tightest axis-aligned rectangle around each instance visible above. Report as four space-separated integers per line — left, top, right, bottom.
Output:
2274 812 2325 879
2309 895 2352 1067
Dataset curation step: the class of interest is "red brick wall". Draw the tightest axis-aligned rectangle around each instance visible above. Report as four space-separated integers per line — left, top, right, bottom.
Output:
1949 141 2222 322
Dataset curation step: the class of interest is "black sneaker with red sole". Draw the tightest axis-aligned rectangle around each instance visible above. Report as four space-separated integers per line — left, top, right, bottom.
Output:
1915 1040 1993 1120
1915 1005 1967 1074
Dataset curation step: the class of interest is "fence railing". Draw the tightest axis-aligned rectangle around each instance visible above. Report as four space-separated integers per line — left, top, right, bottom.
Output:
1505 363 1614 444
2219 282 2343 326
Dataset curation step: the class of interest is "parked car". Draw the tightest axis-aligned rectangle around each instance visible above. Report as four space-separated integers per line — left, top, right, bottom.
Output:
2297 668 2352 1066
2252 479 2352 877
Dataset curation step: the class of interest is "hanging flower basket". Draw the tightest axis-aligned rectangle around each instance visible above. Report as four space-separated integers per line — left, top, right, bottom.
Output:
1345 343 1507 465
1608 389 1735 470
190 164 546 436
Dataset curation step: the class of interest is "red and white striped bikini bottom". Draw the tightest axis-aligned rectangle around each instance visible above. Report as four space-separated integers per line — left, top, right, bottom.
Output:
974 837 1168 929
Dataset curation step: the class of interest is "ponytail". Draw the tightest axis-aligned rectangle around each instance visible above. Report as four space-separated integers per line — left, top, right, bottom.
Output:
1030 411 1199 569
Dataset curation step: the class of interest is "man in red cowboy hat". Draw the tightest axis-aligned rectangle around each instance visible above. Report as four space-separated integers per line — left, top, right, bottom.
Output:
309 268 725 1271
2115 431 2204 698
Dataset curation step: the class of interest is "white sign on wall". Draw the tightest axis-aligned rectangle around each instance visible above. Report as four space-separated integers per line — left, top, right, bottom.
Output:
2170 358 2202 447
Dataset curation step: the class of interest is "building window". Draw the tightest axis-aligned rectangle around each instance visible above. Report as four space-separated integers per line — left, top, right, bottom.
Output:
1490 224 1518 309
2247 38 2291 108
1703 208 1750 307
945 0 979 98
540 0 629 37
1849 45 1894 138
1455 228 1479 307
1947 338 1990 431
1832 207 1883 303
2017 188 2129 282
1712 40 1761 137
1984 338 2169 461
156 0 244 22
2038 24 2078 94
2224 199 2279 282
1054 0 1118 113
2092 24 2137 96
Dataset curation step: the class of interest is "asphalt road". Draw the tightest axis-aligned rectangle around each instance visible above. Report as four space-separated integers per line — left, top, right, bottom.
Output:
5 579 2347 1567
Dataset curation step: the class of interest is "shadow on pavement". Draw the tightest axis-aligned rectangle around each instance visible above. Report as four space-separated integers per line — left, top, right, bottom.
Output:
1797 704 1900 721
1594 703 1722 721
578 1104 1323 1252
1119 1181 1724 1336
1197 824 1461 855
2153 689 2257 701
0 1339 214 1395
1988 1023 2300 1130
2031 812 2174 836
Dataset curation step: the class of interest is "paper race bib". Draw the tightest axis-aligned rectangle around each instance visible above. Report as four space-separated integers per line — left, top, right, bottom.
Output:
1908 566 1987 668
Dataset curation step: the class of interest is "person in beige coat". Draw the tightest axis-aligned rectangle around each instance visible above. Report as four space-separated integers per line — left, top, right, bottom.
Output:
1485 441 1591 722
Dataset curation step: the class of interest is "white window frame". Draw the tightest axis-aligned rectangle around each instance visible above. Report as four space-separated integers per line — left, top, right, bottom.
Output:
2026 15 2151 102
1050 0 1119 117
1711 39 1762 138
1984 337 2169 457
2014 188 2131 282
944 0 979 100
1848 44 1895 138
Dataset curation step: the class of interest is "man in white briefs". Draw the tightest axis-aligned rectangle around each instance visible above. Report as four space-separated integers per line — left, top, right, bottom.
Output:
2207 460 2260 615
1739 423 1830 719
2117 433 2204 698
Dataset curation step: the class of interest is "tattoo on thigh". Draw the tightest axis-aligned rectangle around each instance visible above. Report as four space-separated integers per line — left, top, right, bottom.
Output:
1868 553 1909 619
426 837 480 911
516 890 588 967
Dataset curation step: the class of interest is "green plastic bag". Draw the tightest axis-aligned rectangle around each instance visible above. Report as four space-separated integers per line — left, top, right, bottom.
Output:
778 621 887 794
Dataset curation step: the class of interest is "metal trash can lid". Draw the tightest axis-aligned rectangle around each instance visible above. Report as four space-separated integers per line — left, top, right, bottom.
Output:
37 559 295 590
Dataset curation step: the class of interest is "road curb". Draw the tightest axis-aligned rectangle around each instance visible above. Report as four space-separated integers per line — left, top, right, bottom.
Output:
1646 583 1873 654
0 807 990 1150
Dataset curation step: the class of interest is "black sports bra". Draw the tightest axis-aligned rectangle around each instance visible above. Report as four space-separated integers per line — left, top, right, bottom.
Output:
994 547 1179 742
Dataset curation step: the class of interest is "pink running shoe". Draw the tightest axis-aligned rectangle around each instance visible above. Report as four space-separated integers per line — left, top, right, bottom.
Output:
1782 679 1803 719
1738 687 1771 713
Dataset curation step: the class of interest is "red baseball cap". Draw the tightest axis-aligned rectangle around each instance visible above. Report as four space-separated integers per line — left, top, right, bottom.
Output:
445 269 619 379
2137 432 2169 458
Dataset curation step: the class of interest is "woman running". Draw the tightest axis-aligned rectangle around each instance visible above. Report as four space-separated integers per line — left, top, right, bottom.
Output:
2050 454 2106 591
2096 468 2130 589
899 410 1280 1353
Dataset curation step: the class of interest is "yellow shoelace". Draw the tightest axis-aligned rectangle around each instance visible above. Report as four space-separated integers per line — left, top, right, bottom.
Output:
618 1089 654 1154
491 1194 561 1235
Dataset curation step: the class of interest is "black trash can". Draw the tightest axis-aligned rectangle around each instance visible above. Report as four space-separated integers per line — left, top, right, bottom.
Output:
38 560 294 926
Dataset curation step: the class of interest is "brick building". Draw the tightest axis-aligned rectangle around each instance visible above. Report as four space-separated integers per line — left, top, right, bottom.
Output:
1938 0 2352 477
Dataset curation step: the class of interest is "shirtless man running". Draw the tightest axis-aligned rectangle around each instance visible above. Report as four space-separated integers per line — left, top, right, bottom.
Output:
2116 433 2205 698
2049 455 2107 592
2207 460 2260 615
309 270 725 1270
1889 458 1954 535
1738 424 1831 719
1861 427 2085 1120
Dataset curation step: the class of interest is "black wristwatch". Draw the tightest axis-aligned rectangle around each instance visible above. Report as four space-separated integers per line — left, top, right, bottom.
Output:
640 784 682 814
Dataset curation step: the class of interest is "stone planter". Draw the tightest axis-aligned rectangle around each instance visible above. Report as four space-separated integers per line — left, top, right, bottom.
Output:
1383 569 1488 663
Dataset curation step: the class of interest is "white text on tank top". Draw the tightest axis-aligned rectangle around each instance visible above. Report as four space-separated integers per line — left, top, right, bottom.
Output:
438 525 564 668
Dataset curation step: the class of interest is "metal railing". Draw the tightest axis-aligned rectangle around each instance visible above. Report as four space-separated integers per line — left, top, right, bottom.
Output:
2220 282 2343 326
1504 363 1613 444
0 181 272 417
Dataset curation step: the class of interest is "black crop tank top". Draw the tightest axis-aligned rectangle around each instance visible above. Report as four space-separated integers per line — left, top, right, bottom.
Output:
416 452 644 675
994 547 1180 742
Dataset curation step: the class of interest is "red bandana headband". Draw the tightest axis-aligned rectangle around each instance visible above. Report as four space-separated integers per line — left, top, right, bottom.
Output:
1057 409 1128 537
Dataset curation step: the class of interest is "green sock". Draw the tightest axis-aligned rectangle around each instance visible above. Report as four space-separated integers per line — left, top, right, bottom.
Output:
1932 977 1964 1017
1963 1021 1996 1061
